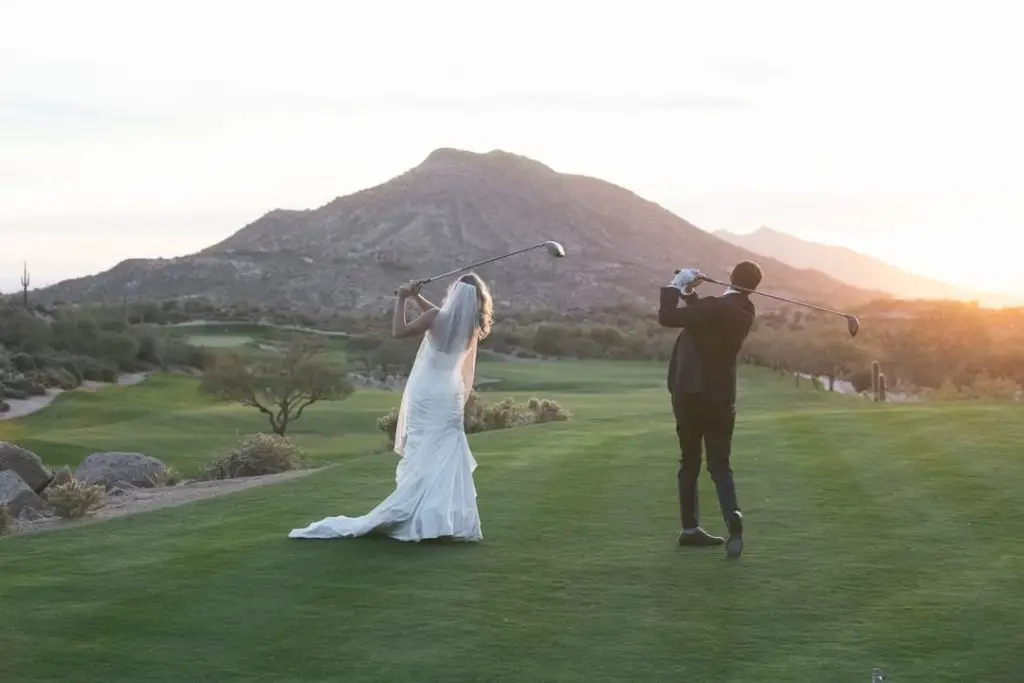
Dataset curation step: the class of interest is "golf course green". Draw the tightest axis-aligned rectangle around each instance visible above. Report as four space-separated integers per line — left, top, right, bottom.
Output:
1 358 1020 682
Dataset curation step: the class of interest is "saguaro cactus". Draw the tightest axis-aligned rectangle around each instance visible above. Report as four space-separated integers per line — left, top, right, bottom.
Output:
878 373 887 402
871 360 881 401
20 262 30 307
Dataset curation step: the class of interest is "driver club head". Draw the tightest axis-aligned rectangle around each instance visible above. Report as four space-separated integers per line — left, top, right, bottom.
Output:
544 240 566 258
846 315 860 338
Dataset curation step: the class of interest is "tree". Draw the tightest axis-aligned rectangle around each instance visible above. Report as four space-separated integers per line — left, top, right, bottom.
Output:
368 338 418 377
804 329 868 391
200 336 354 435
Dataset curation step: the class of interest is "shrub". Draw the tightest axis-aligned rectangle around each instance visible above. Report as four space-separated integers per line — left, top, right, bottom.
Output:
469 396 533 432
376 391 571 445
2 374 46 396
98 331 141 371
527 397 572 423
11 352 35 372
163 466 183 486
850 369 873 393
44 478 106 519
377 409 400 443
31 366 79 390
98 361 119 383
962 374 1020 400
1 386 27 400
198 433 309 480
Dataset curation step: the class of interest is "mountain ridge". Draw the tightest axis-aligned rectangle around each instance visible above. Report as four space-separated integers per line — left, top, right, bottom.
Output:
36 149 889 313
715 226 1018 307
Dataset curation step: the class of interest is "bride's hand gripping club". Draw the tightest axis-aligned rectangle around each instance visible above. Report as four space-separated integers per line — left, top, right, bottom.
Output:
395 280 424 297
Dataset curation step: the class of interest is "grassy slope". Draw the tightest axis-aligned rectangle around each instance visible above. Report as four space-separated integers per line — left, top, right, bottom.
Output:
1 361 1022 682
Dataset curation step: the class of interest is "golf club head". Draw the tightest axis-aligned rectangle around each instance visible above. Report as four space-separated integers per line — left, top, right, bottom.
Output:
846 315 860 338
544 240 566 258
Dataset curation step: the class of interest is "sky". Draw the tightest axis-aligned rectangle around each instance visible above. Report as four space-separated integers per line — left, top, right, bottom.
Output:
2 0 1021 295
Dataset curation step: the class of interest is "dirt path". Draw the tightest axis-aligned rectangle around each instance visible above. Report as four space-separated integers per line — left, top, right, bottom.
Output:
0 372 149 421
10 466 331 536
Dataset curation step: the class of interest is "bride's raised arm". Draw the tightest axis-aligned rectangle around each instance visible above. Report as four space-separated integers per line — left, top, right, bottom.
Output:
392 282 439 339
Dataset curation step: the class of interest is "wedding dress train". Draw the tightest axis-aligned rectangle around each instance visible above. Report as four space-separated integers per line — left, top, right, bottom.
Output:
288 282 483 542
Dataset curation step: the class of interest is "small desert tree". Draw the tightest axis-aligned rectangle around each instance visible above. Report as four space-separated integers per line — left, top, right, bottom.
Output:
200 336 354 435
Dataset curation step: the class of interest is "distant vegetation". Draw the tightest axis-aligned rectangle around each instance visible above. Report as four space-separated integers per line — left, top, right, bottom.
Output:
0 298 207 411
5 292 1023 403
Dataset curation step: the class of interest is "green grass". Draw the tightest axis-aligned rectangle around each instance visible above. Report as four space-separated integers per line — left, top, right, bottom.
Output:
185 334 255 347
1 361 1021 682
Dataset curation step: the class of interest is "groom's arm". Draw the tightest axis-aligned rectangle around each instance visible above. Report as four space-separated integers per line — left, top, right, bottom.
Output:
658 286 713 329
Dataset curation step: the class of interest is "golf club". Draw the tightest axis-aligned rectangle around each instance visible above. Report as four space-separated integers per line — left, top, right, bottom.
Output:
395 240 566 294
674 270 861 337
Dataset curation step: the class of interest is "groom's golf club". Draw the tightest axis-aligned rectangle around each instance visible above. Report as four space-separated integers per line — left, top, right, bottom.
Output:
395 240 566 293
675 270 861 337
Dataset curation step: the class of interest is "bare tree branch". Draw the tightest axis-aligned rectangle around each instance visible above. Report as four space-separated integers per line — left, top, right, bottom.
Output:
199 335 355 435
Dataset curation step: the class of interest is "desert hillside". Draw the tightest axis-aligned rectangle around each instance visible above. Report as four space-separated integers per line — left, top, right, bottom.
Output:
38 150 886 312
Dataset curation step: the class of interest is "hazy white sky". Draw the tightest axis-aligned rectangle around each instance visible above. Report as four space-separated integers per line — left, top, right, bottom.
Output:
2 0 1021 294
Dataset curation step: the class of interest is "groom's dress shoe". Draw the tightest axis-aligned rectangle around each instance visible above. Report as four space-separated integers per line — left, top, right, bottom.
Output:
725 510 744 558
678 528 725 547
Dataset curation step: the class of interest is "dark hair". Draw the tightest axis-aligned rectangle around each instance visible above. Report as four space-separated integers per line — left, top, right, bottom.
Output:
454 272 494 339
730 261 763 291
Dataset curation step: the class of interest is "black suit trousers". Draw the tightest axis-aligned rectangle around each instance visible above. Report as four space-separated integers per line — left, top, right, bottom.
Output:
671 391 740 530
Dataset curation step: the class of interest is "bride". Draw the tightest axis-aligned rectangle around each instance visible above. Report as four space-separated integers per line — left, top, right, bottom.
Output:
288 273 493 543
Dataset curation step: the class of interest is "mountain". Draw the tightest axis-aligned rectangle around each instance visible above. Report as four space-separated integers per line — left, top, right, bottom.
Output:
714 227 1019 308
38 149 887 313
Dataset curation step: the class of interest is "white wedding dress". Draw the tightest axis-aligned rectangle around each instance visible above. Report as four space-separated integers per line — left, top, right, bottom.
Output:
288 282 483 542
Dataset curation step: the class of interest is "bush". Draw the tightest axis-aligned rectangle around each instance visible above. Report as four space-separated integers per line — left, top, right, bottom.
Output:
198 433 309 480
467 395 533 432
376 410 400 443
1 386 27 400
849 369 873 393
11 352 36 372
44 478 106 519
376 391 571 445
31 366 79 390
526 397 572 423
2 374 46 396
98 331 141 371
921 374 1021 401
163 466 183 486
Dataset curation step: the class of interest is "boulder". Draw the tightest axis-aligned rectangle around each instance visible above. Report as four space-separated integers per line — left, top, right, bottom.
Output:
75 452 168 490
0 441 53 492
0 469 51 518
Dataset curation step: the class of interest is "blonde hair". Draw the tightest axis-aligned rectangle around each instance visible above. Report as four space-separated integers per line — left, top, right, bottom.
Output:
457 273 494 340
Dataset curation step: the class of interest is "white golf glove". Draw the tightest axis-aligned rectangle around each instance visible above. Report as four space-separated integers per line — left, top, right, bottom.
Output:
669 268 704 293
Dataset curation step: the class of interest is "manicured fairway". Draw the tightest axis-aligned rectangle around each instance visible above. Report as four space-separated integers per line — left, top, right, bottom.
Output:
1 361 1020 682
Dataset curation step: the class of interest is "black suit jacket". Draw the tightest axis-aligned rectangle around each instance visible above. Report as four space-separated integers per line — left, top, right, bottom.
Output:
659 286 756 405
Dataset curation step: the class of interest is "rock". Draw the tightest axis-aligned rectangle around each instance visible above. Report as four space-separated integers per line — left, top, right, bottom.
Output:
0 399 9 413
46 465 74 491
0 441 53 493
75 452 168 490
0 470 51 517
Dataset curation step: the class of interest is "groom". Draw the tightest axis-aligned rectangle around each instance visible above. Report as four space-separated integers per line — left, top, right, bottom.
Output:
658 261 762 558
